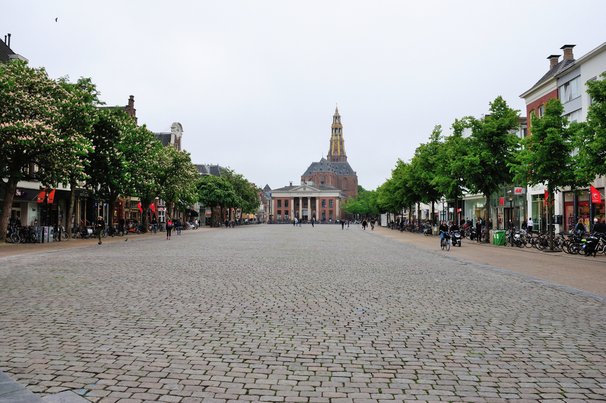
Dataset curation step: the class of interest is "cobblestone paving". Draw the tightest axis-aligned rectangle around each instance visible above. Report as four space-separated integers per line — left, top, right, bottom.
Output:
1 225 605 402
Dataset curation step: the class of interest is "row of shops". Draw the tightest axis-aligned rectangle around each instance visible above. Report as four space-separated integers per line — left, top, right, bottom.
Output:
3 181 175 232
427 184 605 233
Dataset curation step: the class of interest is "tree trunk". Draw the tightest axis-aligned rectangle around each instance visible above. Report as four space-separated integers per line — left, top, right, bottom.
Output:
484 193 491 243
140 198 150 233
431 201 435 225
547 186 555 252
0 179 18 242
108 196 116 233
66 182 76 239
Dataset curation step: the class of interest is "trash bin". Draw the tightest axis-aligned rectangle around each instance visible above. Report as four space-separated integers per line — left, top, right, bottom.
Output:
493 230 506 246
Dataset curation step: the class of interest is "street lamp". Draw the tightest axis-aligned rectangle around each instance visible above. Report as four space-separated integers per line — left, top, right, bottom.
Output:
441 197 446 222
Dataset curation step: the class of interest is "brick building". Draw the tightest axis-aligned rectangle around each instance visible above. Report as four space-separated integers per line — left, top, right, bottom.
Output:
301 107 358 199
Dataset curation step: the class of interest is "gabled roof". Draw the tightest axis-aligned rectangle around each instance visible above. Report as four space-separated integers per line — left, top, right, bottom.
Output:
0 39 15 62
272 183 340 192
533 59 576 88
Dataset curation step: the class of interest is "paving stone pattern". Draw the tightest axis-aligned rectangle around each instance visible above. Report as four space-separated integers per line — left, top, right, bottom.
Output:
1 225 605 402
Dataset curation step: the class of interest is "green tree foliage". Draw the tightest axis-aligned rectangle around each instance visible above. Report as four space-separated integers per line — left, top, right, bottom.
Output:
575 73 606 180
87 109 132 225
197 174 239 226
342 187 379 217
156 146 199 218
376 160 413 215
464 96 519 240
56 77 98 237
222 169 260 215
0 60 89 240
409 126 442 210
513 99 576 249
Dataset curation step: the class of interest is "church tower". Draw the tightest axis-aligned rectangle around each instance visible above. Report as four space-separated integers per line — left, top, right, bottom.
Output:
327 107 347 162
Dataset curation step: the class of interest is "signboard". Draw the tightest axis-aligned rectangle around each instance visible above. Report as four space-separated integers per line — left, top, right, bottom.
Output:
514 187 525 195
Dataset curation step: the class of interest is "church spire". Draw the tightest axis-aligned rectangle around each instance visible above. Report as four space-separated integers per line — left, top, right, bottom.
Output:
327 107 347 162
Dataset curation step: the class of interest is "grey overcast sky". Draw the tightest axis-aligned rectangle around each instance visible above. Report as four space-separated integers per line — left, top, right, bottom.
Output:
2 1 605 190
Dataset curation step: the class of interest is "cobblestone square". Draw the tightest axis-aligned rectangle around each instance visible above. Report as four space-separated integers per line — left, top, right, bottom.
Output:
1 225 605 402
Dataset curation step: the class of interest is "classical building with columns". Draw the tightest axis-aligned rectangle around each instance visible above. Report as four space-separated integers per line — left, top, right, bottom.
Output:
266 108 358 222
270 182 343 223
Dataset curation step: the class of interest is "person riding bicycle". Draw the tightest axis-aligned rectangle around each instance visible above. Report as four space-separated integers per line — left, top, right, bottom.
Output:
449 221 460 233
439 221 449 245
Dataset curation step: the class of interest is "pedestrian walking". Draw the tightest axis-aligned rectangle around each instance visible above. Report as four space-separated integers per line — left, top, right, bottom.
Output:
311 217 315 227
341 220 345 230
95 216 105 245
476 218 482 243
166 217 174 240
362 219 367 230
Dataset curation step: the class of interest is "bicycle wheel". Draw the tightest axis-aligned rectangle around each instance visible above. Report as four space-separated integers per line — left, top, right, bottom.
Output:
10 233 20 243
446 239 451 251
441 239 445 251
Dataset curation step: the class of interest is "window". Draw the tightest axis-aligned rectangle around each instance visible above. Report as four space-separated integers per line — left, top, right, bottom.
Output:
329 200 334 208
277 200 282 208
277 210 281 216
285 200 289 208
537 104 545 117
321 199 326 208
558 76 580 103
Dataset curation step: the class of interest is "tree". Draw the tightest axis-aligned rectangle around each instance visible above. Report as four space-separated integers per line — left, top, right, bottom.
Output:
222 169 260 216
513 99 576 250
431 120 471 225
197 175 239 226
409 126 443 224
0 60 89 241
156 146 199 219
56 77 99 237
575 72 606 180
464 96 520 241
87 109 133 227
342 187 379 218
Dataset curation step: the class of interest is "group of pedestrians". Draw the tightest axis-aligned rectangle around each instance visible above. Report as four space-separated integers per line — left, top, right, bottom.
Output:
93 215 182 243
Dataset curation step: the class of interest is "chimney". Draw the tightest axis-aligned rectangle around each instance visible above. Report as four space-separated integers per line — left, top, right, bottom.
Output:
7 33 11 48
289 181 293 186
547 54 559 69
128 95 134 108
561 44 575 61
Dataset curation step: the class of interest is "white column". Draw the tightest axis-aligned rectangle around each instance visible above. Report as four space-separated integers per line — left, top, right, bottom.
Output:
336 198 340 219
307 197 311 219
298 197 303 219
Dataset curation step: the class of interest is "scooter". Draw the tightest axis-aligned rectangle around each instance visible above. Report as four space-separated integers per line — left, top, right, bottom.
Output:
451 230 462 247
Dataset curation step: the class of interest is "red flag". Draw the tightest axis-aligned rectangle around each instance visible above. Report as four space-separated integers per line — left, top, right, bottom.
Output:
149 203 156 213
36 190 46 203
544 189 549 206
47 189 56 204
590 185 602 204
137 202 143 213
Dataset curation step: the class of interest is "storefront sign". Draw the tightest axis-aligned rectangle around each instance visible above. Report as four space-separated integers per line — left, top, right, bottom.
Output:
514 187 525 195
